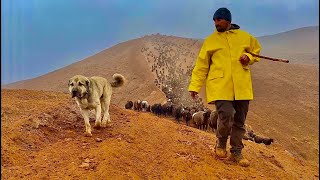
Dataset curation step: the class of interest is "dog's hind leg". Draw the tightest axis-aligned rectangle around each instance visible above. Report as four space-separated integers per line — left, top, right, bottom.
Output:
80 109 92 137
101 97 111 128
94 105 102 129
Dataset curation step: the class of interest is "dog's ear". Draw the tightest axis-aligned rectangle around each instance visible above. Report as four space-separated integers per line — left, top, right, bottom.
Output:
68 79 72 86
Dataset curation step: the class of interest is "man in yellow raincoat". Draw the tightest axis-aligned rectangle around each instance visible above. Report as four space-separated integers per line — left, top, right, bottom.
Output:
188 7 261 167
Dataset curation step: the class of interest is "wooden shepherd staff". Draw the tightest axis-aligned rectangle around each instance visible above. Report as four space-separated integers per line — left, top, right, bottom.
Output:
249 52 289 63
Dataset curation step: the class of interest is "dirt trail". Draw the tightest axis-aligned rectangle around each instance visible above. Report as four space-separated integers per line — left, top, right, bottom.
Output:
1 89 319 179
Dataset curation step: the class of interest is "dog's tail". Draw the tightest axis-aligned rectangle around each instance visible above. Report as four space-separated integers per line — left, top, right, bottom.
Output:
111 73 125 88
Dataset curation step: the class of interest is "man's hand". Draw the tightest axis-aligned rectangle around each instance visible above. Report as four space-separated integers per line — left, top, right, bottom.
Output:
189 91 198 100
239 54 250 65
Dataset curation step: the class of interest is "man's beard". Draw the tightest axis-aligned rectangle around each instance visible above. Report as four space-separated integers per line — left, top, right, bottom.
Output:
216 26 226 32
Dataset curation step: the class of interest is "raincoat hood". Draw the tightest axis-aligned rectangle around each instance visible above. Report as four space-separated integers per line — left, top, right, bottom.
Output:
230 23 240 30
214 23 240 33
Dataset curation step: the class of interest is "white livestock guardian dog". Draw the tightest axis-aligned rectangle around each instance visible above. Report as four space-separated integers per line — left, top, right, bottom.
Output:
68 74 125 137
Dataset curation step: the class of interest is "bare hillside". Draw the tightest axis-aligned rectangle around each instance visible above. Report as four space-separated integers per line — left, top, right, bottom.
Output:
249 60 319 162
3 38 167 106
258 26 319 64
2 27 319 164
1 89 319 179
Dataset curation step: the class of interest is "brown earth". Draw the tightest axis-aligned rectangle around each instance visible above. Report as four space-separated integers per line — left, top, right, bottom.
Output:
1 89 319 179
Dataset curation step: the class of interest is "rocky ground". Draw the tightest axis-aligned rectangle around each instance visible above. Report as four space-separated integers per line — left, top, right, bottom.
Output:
1 89 319 179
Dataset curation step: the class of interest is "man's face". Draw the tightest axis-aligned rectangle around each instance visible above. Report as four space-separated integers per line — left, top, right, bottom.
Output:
214 18 230 32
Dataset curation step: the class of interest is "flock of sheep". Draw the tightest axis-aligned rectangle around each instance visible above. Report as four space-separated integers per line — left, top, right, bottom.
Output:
125 99 274 146
124 99 216 130
141 34 200 107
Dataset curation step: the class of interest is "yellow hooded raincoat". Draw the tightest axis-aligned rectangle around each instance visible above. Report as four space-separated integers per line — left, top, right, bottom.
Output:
188 24 261 103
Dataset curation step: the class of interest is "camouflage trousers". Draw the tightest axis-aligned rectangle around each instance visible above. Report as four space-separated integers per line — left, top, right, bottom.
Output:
215 100 249 154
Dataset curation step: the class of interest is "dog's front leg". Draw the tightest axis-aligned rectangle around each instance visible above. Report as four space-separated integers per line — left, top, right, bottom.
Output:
80 109 92 137
94 105 102 129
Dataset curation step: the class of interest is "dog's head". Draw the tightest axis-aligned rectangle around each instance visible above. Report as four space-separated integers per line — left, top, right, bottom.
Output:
68 75 90 98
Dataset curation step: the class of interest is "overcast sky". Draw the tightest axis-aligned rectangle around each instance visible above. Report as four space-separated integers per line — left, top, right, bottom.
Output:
1 0 319 84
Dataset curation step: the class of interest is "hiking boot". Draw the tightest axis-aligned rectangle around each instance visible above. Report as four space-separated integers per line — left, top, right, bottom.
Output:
215 147 227 159
214 140 227 159
225 153 250 167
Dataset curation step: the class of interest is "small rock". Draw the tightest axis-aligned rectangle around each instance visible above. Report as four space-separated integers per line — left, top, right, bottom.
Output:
79 162 89 168
84 158 91 163
95 138 102 142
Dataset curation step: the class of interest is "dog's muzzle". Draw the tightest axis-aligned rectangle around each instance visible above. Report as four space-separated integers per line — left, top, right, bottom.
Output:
71 89 88 98
71 89 78 98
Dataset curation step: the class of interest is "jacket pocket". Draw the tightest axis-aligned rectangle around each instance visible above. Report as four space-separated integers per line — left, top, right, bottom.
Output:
208 70 224 80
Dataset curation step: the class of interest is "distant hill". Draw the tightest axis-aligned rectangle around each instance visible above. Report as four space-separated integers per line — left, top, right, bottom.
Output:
2 26 319 164
258 26 319 64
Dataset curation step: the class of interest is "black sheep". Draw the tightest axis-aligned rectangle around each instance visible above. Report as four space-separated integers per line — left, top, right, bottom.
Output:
151 103 162 117
182 109 192 126
125 101 133 109
172 105 183 123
